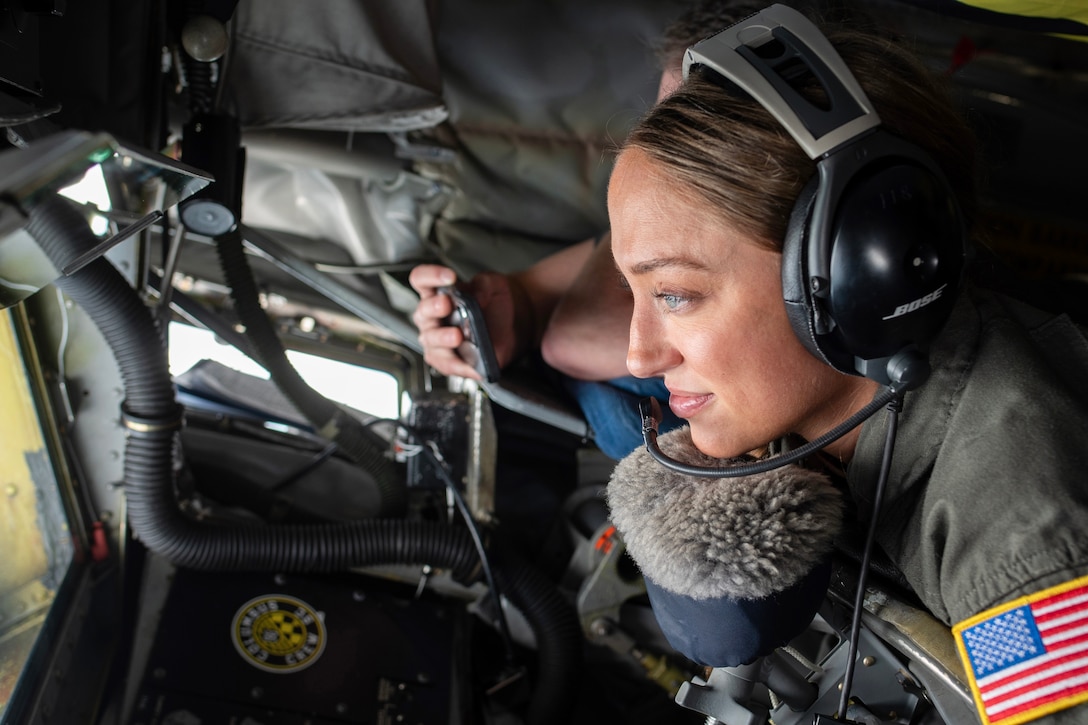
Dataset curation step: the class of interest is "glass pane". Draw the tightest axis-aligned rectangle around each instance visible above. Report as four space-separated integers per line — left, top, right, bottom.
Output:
168 322 400 421
0 307 73 716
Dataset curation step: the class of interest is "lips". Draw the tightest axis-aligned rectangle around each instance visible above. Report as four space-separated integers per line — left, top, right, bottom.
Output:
668 391 713 419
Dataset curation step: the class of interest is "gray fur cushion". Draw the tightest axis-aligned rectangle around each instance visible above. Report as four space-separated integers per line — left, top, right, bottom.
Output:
606 427 844 600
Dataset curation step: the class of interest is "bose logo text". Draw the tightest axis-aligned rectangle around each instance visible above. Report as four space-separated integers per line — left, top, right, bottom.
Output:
882 284 947 320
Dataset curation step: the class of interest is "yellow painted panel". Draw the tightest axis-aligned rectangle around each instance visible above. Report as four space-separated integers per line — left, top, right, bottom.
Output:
0 310 51 591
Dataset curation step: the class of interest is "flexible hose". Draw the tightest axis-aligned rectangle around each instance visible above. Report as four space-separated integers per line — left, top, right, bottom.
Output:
26 194 581 724
25 195 467 573
407 430 584 724
212 227 407 515
492 545 585 724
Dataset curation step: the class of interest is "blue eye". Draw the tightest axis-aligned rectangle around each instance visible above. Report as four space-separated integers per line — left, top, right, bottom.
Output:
655 292 686 310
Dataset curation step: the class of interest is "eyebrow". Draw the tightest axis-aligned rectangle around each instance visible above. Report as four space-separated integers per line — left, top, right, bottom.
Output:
626 256 710 275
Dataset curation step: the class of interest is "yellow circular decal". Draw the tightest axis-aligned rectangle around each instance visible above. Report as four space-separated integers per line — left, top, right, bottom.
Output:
231 594 326 673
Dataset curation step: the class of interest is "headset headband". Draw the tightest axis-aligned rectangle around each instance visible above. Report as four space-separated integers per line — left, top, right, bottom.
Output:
678 3 966 390
682 4 879 159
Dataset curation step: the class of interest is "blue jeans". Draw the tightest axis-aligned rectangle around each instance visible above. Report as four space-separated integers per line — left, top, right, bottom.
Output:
561 375 685 460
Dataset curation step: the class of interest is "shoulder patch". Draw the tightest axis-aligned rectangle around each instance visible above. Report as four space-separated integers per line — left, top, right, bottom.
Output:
953 574 1088 725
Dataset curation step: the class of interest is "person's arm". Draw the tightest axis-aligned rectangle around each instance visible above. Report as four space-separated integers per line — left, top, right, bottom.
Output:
408 240 597 380
541 232 633 380
507 238 595 349
411 233 632 382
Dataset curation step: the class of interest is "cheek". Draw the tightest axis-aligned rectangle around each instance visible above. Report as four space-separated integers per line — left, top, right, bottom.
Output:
684 295 801 381
688 296 827 419
740 317 823 389
676 321 723 361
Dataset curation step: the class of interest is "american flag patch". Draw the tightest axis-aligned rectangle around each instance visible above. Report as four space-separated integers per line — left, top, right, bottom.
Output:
953 575 1088 725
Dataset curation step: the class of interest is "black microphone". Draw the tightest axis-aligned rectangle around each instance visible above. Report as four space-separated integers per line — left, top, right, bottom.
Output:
607 426 846 667
638 386 898 478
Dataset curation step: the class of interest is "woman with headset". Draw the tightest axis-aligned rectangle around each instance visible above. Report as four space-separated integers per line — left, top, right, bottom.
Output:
407 0 787 461
605 6 1088 724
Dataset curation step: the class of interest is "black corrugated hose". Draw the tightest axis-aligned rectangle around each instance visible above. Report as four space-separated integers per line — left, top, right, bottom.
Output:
25 194 582 725
213 226 407 516
491 544 587 723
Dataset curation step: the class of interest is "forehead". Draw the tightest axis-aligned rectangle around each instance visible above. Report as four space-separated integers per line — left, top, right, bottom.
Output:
608 149 735 272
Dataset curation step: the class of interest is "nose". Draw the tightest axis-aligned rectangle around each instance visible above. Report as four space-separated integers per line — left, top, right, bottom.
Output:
626 303 678 379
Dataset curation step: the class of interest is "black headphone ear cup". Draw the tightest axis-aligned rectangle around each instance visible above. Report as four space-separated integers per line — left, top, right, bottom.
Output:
826 162 965 366
781 176 841 369
781 159 966 384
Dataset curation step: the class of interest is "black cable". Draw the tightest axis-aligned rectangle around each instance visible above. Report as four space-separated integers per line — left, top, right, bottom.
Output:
367 418 518 667
269 442 340 492
837 394 902 719
425 447 519 666
640 385 898 478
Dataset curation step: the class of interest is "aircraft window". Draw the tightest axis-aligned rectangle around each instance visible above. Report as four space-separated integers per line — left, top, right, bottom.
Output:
0 308 73 717
167 321 400 420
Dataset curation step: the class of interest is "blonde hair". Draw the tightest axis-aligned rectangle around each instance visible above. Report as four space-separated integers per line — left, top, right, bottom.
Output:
628 23 977 252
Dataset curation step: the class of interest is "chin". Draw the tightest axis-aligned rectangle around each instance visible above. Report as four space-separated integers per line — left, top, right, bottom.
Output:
687 425 735 460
